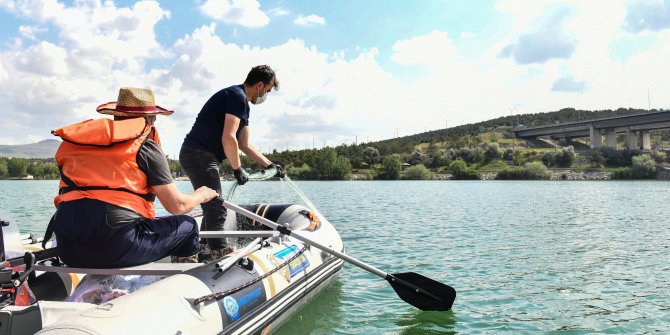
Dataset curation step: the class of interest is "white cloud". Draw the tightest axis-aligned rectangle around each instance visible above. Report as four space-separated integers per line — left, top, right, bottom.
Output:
294 14 326 27
0 62 7 80
624 0 670 33
551 76 586 92
0 0 172 148
268 7 289 17
200 0 269 28
498 6 576 64
18 25 47 40
460 32 476 39
13 41 68 76
392 30 455 67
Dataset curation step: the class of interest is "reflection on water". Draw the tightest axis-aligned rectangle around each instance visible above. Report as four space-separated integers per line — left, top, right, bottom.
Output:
274 281 345 335
395 310 457 335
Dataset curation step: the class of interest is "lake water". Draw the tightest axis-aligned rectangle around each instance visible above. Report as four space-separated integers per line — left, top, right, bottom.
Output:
0 180 669 334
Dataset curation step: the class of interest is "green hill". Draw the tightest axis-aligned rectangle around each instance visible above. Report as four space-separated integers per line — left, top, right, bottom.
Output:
253 107 670 180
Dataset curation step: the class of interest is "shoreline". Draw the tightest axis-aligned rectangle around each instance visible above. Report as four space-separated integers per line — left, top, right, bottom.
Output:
8 169 670 181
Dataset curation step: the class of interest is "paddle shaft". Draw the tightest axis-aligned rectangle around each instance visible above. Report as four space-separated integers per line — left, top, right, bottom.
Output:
221 200 388 279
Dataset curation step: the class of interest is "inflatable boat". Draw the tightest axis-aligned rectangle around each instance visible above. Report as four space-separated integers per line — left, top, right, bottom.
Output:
0 171 345 334
1 201 344 335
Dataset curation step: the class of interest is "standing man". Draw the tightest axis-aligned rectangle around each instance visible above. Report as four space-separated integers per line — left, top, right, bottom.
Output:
180 65 285 258
49 87 219 268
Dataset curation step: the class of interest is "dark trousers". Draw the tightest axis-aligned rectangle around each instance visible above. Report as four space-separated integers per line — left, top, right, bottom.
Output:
53 199 199 268
179 144 227 249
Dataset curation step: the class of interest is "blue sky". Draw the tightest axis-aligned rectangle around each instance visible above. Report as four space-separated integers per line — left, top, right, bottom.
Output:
0 0 669 155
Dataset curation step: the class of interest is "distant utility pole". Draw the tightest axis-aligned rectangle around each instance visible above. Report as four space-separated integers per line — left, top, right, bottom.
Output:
395 128 400 138
355 135 357 145
510 104 519 150
648 87 651 111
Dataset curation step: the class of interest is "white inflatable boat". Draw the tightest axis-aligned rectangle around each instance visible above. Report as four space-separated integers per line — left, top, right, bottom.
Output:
1 200 344 335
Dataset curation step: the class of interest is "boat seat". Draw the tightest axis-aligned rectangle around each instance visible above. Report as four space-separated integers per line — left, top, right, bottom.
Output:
33 262 202 276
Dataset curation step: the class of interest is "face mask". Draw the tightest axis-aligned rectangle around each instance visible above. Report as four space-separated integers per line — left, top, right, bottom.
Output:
253 84 268 105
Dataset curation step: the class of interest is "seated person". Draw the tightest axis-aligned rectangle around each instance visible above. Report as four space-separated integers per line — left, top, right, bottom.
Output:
48 87 218 268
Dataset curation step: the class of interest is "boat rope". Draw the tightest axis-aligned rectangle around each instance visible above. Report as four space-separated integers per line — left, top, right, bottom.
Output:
193 244 308 305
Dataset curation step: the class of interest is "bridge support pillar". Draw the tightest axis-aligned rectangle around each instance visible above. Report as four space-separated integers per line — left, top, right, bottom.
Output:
589 126 602 149
625 129 639 150
605 129 617 148
642 131 651 150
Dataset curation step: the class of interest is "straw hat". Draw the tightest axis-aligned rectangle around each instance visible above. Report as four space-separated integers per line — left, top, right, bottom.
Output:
96 87 173 116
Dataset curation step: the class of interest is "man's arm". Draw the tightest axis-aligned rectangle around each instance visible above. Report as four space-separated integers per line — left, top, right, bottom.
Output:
222 113 243 169
152 183 218 215
238 126 272 167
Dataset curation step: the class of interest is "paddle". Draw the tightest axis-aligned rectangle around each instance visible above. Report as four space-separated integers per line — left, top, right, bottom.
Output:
218 198 456 311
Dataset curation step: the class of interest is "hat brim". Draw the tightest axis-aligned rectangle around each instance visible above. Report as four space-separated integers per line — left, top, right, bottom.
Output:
96 102 174 116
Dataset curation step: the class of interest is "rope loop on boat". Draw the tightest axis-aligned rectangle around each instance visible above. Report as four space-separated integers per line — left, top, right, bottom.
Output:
193 244 308 305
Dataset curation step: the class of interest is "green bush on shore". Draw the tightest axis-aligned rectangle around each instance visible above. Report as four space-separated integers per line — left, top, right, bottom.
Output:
402 164 434 180
448 160 481 180
611 154 657 179
379 155 402 180
496 161 552 180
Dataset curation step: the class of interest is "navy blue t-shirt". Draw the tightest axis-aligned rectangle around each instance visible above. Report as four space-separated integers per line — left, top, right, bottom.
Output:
183 85 249 161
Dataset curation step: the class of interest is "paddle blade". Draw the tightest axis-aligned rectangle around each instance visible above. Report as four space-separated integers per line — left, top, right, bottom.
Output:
387 272 456 311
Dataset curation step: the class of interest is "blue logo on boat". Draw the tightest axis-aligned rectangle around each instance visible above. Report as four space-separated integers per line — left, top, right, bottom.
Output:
273 244 310 278
223 296 240 321
238 287 262 307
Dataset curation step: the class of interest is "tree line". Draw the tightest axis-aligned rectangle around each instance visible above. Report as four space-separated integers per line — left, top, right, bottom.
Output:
0 157 59 179
3 107 667 181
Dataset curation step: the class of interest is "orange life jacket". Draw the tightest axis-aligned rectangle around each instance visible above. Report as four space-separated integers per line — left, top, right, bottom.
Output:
52 117 161 219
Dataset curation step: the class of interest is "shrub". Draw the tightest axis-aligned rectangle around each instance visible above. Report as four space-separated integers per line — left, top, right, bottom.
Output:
7 158 28 178
310 148 352 180
287 163 312 180
362 147 380 165
496 161 552 180
503 148 515 161
599 148 638 167
651 150 667 163
0 158 7 177
483 143 502 162
409 149 427 165
381 155 402 180
556 146 576 168
631 154 656 179
590 151 604 167
611 167 632 179
541 152 556 167
541 146 575 168
402 164 434 180
513 150 542 166
448 160 481 180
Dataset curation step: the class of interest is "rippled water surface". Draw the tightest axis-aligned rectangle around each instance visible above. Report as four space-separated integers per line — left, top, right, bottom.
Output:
1 180 669 334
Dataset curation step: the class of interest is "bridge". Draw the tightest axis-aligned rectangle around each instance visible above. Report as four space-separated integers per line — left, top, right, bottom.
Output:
513 111 670 150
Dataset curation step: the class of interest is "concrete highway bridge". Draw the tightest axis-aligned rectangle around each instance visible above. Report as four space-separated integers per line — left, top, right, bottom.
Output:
513 111 670 150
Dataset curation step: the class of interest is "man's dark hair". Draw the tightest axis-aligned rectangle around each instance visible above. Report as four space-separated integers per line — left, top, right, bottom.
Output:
244 65 279 90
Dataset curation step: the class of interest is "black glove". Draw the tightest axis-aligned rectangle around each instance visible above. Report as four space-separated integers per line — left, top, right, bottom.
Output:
233 168 249 185
267 163 286 178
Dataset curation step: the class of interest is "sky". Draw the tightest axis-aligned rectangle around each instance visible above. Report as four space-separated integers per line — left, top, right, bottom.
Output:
0 0 669 156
